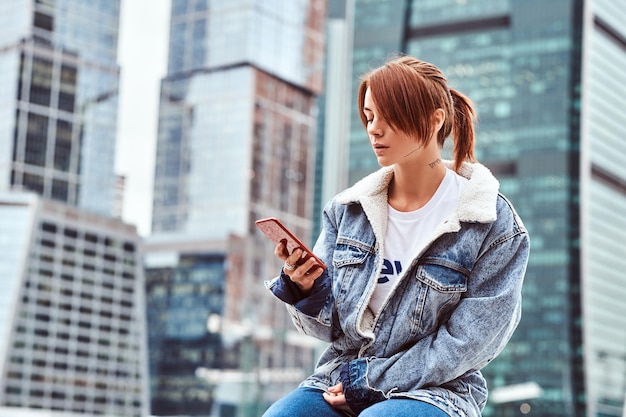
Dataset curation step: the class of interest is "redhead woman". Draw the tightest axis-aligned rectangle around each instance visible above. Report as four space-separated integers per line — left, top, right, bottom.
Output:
262 55 530 417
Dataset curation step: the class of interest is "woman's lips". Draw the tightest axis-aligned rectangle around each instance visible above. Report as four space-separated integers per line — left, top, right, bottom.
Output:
373 144 388 155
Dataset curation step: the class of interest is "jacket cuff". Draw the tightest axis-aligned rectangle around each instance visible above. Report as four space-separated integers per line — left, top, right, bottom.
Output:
269 269 331 317
293 271 331 316
339 359 386 414
269 269 303 305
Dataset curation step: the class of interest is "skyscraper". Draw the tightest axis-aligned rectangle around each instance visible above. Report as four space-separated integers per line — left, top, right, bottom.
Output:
146 1 326 415
0 1 149 416
143 241 227 416
0 0 122 218
0 192 148 417
151 0 325 238
313 0 354 238
332 0 626 416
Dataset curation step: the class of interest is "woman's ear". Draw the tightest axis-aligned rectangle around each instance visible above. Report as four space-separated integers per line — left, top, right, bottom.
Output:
433 108 445 133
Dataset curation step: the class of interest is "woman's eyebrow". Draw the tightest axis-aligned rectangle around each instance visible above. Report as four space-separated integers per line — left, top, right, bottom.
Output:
363 107 372 112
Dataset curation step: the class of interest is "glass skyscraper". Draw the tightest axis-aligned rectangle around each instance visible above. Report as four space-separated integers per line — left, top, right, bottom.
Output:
0 1 149 417
336 0 626 416
312 0 354 239
144 249 226 416
0 0 122 218
151 0 325 238
146 1 327 415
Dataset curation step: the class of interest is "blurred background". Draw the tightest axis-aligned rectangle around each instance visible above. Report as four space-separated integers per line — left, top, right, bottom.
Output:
0 0 625 417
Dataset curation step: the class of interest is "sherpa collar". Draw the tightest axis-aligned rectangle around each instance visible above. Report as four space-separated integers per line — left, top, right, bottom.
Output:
336 160 499 229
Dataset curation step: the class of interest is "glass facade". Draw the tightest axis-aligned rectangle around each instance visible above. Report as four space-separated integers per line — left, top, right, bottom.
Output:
152 0 324 236
152 66 320 239
145 254 226 415
406 3 584 414
348 0 407 185
339 0 626 416
0 3 145 416
152 68 255 236
167 0 323 94
0 0 121 218
313 0 354 240
0 192 148 417
148 1 326 416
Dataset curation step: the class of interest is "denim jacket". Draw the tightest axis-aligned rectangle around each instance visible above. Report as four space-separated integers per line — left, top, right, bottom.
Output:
266 161 530 417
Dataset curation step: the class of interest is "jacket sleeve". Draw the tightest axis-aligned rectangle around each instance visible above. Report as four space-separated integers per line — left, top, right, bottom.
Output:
266 268 331 317
264 202 341 343
339 212 530 413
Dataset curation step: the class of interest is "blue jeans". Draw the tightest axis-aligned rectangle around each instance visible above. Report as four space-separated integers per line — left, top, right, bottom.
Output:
262 387 450 417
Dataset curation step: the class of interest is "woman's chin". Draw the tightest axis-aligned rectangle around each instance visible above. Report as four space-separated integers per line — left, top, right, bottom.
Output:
376 157 394 167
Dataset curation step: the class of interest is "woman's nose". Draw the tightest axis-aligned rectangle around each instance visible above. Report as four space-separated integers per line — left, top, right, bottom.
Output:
367 121 381 137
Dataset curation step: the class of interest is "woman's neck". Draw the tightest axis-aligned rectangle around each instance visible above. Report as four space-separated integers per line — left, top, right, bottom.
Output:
388 154 447 212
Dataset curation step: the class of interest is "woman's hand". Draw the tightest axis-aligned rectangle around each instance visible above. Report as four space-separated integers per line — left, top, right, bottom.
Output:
323 382 352 413
274 241 325 293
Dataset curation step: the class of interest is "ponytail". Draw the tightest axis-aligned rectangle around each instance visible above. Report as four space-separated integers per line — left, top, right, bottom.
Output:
450 88 477 172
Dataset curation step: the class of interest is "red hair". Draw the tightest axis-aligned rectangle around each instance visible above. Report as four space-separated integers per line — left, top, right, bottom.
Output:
357 55 477 172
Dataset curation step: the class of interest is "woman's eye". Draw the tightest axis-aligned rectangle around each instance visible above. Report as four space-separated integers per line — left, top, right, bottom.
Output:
366 118 373 123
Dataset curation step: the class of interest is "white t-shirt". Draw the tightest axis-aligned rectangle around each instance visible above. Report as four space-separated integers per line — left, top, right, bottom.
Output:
368 168 469 315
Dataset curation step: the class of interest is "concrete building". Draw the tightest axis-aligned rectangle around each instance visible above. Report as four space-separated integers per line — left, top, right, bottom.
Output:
0 192 148 417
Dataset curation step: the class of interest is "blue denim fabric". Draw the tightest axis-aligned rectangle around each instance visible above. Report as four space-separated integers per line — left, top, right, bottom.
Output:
262 387 348 417
265 162 530 417
361 398 450 417
271 268 332 316
262 387 450 417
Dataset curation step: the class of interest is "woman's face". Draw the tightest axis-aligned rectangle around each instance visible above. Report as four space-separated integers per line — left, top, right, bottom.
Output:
363 87 421 167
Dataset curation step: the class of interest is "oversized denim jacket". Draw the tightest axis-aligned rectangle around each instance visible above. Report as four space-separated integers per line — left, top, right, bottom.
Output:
265 161 530 417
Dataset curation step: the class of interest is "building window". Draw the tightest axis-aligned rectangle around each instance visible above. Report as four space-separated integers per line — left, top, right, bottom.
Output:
29 58 53 106
23 173 45 194
24 113 49 166
54 120 73 171
33 11 53 31
51 180 69 201
58 65 77 112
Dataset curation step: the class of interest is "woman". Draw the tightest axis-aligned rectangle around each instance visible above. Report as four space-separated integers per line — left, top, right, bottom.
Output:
262 55 530 417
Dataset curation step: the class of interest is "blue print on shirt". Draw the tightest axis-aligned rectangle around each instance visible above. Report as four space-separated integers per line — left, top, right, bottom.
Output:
378 258 402 284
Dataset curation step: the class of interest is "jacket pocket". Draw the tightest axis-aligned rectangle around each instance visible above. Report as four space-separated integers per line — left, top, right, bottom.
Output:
411 259 469 335
332 238 372 305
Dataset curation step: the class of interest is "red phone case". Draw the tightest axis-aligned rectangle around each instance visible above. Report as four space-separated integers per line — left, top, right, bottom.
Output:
255 217 326 269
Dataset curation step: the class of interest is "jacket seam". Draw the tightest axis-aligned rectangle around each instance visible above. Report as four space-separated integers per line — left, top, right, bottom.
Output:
418 257 472 276
336 236 376 253
486 228 526 251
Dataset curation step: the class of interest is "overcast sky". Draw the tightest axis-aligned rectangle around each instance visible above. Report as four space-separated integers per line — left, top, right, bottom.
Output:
115 0 171 236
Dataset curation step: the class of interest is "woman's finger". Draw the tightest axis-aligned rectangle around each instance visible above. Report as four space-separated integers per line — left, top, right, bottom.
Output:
327 382 343 394
273 241 289 260
287 263 324 292
323 391 344 404
323 390 351 412
285 248 303 267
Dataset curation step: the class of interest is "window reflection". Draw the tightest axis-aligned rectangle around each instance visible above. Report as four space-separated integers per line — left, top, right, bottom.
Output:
54 119 73 171
59 65 77 112
24 112 48 166
29 58 53 106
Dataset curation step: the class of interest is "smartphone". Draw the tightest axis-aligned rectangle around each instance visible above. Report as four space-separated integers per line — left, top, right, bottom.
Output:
255 217 326 270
